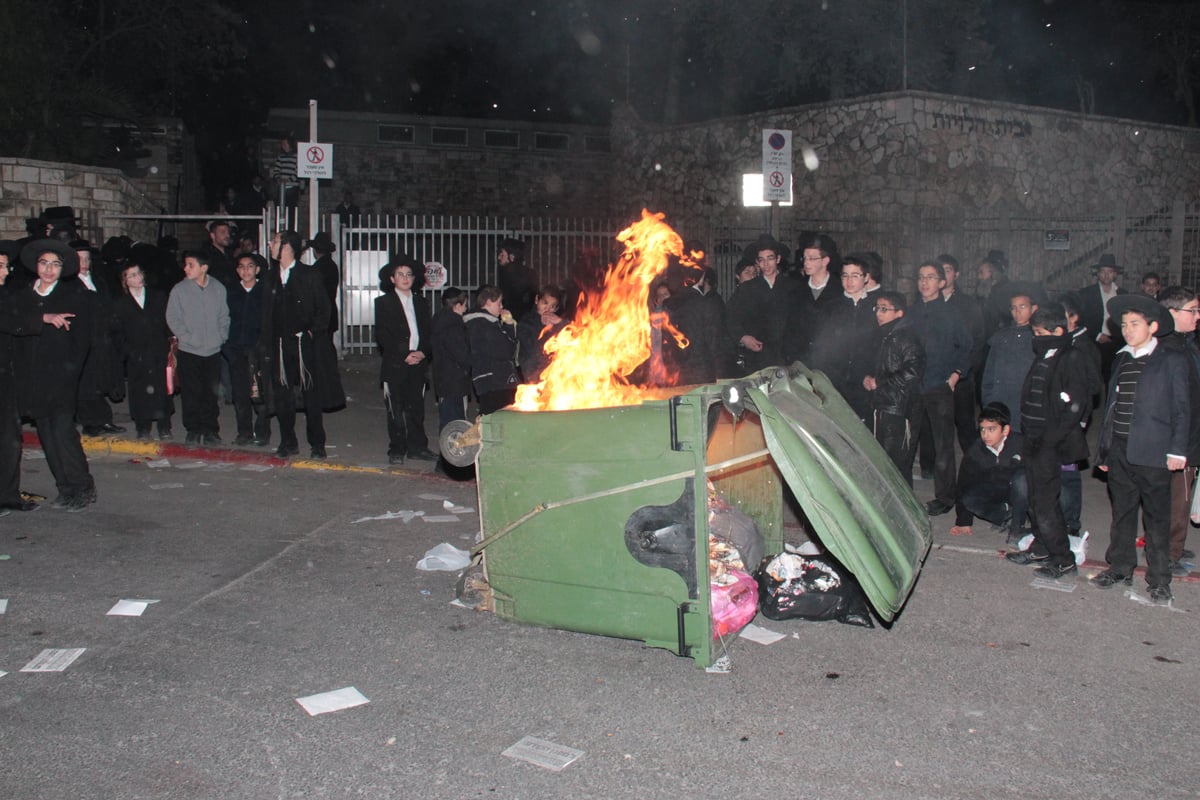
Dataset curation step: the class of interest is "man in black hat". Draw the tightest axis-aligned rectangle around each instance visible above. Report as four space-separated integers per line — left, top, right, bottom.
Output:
726 233 797 373
13 240 97 511
375 255 434 465
261 230 344 459
71 239 125 437
1076 253 1127 382
306 232 340 342
1092 294 1190 603
496 238 537 321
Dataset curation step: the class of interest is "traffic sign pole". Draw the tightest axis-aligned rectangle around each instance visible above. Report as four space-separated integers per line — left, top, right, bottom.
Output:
308 99 319 242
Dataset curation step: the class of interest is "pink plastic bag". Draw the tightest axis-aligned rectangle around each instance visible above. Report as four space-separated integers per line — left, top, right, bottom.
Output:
711 568 758 640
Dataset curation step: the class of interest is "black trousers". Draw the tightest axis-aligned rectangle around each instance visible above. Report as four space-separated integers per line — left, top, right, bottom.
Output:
383 364 428 457
177 350 222 436
0 391 21 506
75 387 114 428
875 409 917 488
921 384 958 507
273 379 324 451
226 347 270 441
1105 436 1173 588
952 372 979 454
36 413 94 499
1024 435 1074 566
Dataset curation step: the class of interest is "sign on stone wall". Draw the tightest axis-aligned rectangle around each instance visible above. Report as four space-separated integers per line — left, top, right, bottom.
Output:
761 130 792 203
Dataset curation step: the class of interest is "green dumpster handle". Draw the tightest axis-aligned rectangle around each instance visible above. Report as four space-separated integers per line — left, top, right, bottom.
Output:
470 447 771 557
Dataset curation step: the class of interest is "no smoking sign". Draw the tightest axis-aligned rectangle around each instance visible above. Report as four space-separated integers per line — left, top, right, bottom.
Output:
297 141 334 179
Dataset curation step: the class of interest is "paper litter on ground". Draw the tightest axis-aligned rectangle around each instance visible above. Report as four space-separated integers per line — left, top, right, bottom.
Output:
1030 577 1077 593
22 450 46 460
0 599 7 614
501 736 584 772
1125 589 1187 612
738 623 788 645
351 509 424 524
21 648 86 672
296 686 370 716
705 655 733 674
240 463 273 472
418 493 448 501
107 599 159 616
149 483 185 490
422 515 460 523
144 458 171 469
442 500 475 515
174 460 207 470
416 543 472 571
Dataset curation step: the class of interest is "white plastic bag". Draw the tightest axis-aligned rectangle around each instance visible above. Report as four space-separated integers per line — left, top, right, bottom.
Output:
1016 530 1089 565
416 543 472 572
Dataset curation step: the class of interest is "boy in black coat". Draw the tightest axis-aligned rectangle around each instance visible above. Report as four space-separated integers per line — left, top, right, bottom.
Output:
1004 304 1093 579
949 402 1028 545
1093 295 1190 603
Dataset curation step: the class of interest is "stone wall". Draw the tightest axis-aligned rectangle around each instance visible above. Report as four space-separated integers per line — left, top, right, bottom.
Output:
0 158 165 243
608 91 1200 288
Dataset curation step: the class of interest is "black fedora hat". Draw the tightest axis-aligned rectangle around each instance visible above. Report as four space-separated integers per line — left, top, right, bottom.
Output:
742 233 790 265
1003 280 1047 307
0 240 20 262
1091 253 1124 275
307 231 337 254
1108 294 1173 336
21 238 80 278
379 253 422 284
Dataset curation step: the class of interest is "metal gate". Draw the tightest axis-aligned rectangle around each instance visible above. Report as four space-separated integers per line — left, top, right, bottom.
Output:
335 214 619 355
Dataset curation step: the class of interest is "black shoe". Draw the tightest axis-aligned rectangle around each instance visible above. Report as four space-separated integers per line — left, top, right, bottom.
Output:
1092 569 1133 589
1005 549 1050 565
252 437 270 447
1034 562 1078 579
49 494 71 509
81 426 104 436
62 495 89 513
309 447 327 459
925 499 952 516
408 448 437 462
185 432 200 445
1149 585 1173 604
0 499 38 512
1169 559 1190 578
275 444 299 458
99 423 126 434
201 433 222 446
158 428 173 440
388 454 405 465
1005 529 1026 548
1182 548 1196 559
78 486 97 505
234 434 253 446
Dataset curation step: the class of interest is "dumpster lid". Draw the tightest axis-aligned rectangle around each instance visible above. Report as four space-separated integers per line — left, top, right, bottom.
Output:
741 365 932 622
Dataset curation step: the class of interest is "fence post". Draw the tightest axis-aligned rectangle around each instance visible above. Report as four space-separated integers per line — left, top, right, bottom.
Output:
1112 203 1127 264
1169 198 1186 283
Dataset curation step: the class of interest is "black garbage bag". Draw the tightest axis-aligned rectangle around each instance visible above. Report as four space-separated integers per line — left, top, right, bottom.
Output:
754 552 874 628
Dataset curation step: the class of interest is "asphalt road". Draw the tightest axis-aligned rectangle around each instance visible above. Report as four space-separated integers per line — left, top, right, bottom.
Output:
1 439 1197 799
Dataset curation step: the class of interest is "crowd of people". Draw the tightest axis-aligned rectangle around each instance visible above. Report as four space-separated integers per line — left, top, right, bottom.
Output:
3 221 1196 605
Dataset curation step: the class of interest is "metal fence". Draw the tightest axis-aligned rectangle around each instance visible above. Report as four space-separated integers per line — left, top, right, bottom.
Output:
335 214 620 354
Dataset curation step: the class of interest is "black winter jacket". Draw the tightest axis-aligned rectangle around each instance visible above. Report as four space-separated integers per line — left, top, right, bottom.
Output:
870 317 925 418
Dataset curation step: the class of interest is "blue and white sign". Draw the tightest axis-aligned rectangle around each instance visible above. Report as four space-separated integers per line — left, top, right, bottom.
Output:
761 129 793 203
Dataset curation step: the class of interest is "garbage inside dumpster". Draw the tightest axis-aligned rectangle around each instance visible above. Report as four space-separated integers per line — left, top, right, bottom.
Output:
755 551 874 628
466 362 933 669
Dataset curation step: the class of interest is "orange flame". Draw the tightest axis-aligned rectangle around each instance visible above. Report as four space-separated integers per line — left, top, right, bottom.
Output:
514 209 699 411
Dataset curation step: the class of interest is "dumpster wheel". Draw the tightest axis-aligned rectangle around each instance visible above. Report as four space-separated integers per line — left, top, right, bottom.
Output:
440 419 481 467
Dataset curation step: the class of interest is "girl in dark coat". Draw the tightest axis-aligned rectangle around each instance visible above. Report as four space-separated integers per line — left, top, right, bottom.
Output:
112 262 174 439
464 285 519 414
516 285 566 384
14 240 96 511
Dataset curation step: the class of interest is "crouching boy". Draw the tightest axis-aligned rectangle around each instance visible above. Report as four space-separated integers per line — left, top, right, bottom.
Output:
949 402 1028 545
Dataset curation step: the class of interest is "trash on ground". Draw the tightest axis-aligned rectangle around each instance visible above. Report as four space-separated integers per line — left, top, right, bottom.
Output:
1125 589 1186 612
149 483 185 490
705 655 733 673
422 515 460 523
21 450 46 460
239 464 273 472
418 493 447 501
756 551 875 628
21 648 87 672
416 543 472 571
442 499 475 514
501 736 584 772
295 686 370 716
738 623 787 645
107 599 159 616
351 509 424 524
175 460 207 470
1016 531 1089 565
144 458 171 469
0 599 7 613
454 566 493 612
1030 577 1077 592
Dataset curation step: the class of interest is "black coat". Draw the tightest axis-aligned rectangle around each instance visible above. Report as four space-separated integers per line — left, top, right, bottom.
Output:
726 274 798 373
663 287 727 386
1077 282 1127 342
786 278 846 367
464 310 518 396
1099 340 1191 467
431 307 471 400
0 288 43 398
374 289 433 386
14 280 93 418
313 254 341 333
871 317 925 418
1021 338 1093 463
260 262 345 411
815 294 879 421
112 289 172 423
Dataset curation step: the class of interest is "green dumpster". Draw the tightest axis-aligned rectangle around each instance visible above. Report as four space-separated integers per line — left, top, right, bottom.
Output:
472 363 932 669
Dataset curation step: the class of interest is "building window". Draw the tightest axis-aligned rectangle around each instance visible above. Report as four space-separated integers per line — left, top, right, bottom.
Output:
742 173 793 207
484 130 520 149
431 127 469 147
534 132 570 151
378 124 415 144
584 136 611 154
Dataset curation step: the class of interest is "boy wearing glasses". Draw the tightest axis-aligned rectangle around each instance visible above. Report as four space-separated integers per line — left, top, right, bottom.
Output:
864 291 925 483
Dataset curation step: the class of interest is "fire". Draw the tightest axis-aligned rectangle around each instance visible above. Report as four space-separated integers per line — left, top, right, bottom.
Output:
514 209 699 411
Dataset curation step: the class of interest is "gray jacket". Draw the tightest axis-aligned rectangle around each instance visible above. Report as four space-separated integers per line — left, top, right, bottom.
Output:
167 278 230 357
